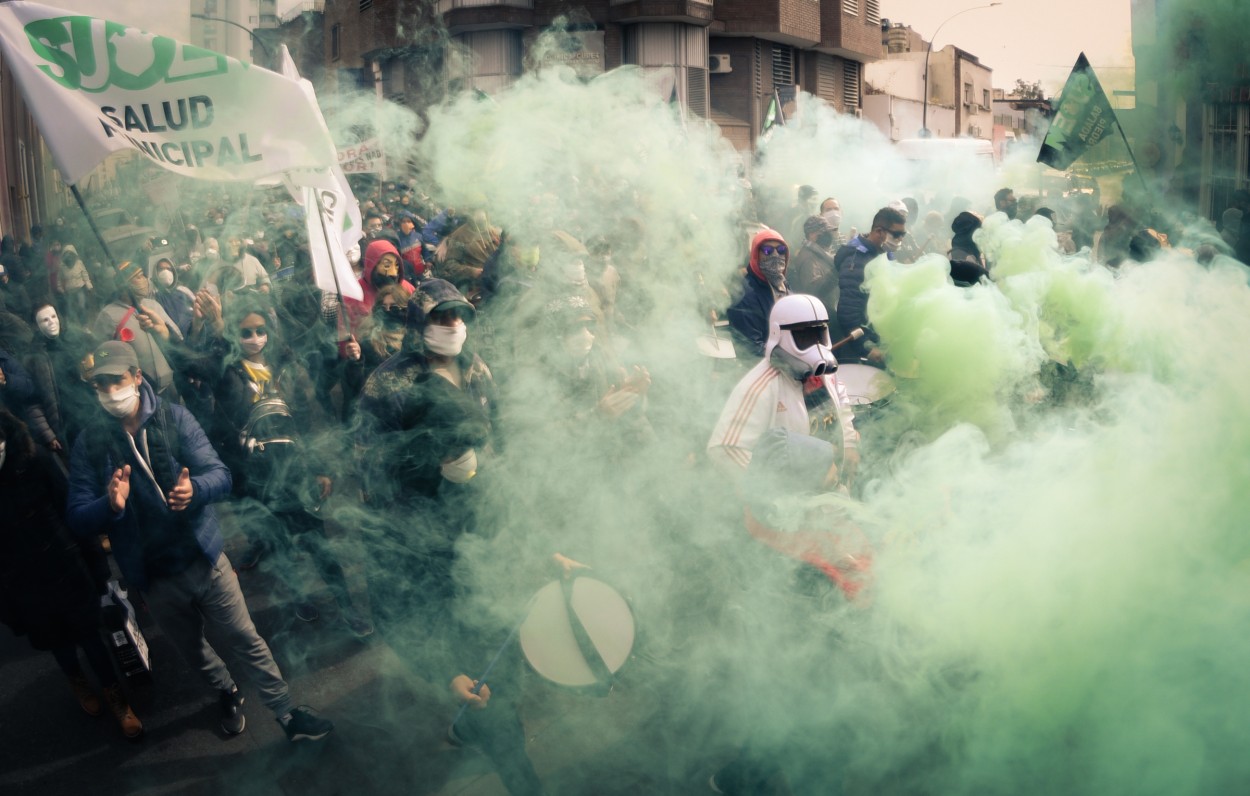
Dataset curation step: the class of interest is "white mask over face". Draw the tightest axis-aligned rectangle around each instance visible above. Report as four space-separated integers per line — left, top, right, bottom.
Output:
564 260 587 286
35 306 60 338
822 209 842 231
564 326 594 359
423 323 466 357
240 334 268 356
98 382 140 418
881 234 902 253
440 448 478 484
156 270 175 288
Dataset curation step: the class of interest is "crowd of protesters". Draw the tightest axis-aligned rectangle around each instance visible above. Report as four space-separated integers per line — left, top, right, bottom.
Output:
0 171 1236 795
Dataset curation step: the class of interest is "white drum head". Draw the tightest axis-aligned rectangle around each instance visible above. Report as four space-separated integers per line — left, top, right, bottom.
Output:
835 363 896 406
518 577 635 688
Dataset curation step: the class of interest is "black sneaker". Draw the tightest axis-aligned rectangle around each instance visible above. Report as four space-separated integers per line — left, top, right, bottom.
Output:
219 686 246 735
281 706 334 742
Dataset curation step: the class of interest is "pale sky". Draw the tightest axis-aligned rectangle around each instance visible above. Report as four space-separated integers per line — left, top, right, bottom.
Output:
880 0 1135 94
43 0 1134 98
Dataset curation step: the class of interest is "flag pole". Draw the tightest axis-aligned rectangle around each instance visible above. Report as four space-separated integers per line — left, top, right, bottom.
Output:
1115 121 1152 204
69 184 118 269
311 186 350 343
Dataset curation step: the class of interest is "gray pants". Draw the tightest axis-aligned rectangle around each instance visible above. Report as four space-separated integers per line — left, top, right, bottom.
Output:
144 553 292 717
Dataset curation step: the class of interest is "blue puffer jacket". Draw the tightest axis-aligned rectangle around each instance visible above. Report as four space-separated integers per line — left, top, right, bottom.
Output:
67 379 232 591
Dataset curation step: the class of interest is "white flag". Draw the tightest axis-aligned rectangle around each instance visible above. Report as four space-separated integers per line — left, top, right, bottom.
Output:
277 44 362 300
0 2 336 185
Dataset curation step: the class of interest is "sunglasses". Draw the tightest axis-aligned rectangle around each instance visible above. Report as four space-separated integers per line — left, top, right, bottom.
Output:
759 244 788 256
884 228 907 239
239 327 267 339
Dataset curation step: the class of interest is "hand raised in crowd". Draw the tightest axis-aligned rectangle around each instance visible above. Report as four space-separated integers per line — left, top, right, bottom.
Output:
450 674 491 710
193 289 224 335
108 465 131 513
168 467 193 511
552 552 590 579
344 336 361 362
136 310 169 340
316 475 333 500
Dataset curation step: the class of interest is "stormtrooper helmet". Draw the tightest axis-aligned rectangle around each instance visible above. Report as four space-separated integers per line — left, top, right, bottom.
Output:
764 294 837 380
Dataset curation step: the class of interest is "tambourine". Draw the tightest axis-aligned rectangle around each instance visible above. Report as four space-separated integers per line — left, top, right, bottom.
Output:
518 576 635 692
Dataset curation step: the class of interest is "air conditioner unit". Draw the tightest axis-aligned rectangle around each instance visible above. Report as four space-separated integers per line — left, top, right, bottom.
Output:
709 54 732 74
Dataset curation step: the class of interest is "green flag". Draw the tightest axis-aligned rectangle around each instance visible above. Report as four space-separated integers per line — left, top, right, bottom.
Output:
762 94 779 135
1038 53 1121 170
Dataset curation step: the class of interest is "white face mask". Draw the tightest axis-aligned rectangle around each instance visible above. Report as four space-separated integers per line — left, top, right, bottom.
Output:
98 382 140 418
240 334 268 356
156 270 175 288
564 326 594 359
881 234 902 254
423 323 466 357
564 260 587 286
440 448 478 484
0 440 7 471
35 307 60 338
822 209 842 230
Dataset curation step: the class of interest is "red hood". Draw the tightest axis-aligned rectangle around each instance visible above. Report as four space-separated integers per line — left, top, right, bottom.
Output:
748 227 788 283
362 239 400 283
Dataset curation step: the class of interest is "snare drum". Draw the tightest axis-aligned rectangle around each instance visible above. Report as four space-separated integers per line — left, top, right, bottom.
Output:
518 576 635 692
834 362 896 412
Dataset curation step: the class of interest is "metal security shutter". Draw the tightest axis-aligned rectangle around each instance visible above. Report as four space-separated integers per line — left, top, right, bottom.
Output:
771 45 794 87
842 60 860 110
687 67 708 118
754 39 763 94
816 54 838 103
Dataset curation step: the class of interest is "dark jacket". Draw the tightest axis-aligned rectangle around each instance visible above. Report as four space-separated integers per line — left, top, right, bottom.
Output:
787 241 838 317
67 379 232 591
726 273 776 359
833 235 886 359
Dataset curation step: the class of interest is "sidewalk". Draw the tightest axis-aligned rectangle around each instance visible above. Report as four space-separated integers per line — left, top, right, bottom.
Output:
0 525 720 796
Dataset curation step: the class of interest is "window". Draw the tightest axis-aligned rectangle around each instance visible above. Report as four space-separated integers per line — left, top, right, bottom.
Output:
964 83 974 104
771 45 794 87
331 23 341 61
842 60 860 111
865 0 880 26
982 89 990 109
843 0 859 16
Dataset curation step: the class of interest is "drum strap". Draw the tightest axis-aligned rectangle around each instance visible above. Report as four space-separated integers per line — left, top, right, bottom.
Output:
561 577 616 695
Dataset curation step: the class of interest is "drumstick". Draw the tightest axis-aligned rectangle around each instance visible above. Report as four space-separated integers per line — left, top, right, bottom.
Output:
830 327 865 352
451 617 526 729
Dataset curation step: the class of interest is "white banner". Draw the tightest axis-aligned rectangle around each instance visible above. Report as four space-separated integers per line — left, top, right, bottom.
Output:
338 138 386 175
0 2 336 185
277 45 362 301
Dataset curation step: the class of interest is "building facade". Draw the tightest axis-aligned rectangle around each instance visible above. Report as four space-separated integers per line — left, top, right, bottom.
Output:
864 21 994 143
318 0 882 154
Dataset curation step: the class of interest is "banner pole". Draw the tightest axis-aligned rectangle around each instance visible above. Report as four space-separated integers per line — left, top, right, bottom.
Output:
1116 121 1153 204
311 187 350 342
70 184 118 269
